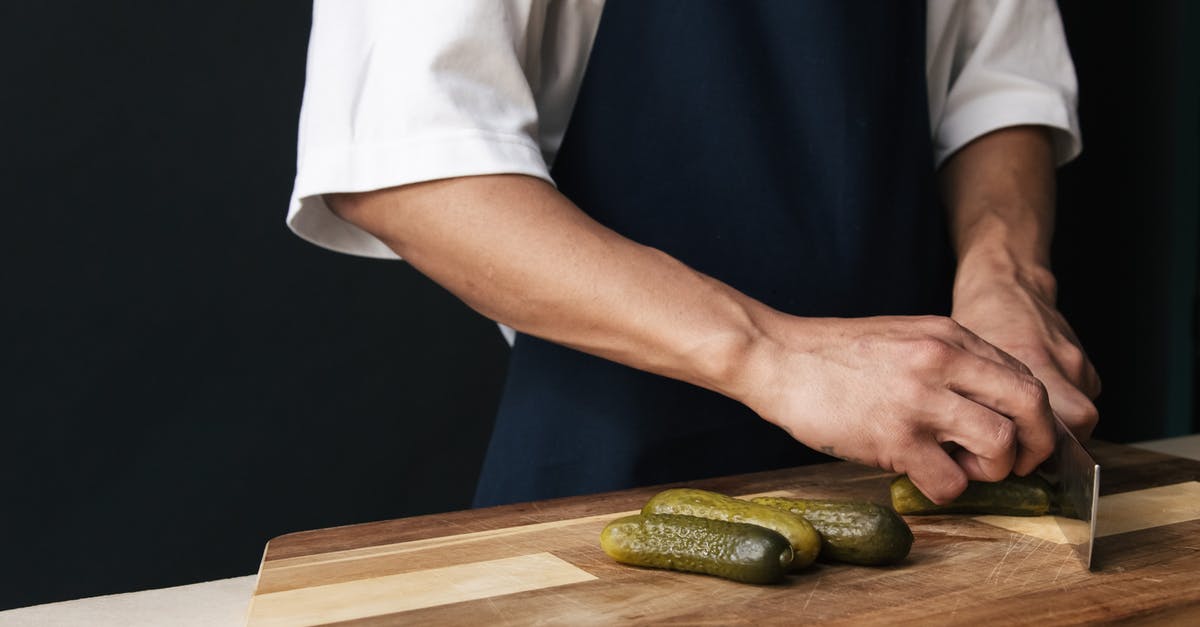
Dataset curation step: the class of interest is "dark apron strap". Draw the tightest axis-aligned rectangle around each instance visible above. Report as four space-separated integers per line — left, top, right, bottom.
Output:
474 0 950 506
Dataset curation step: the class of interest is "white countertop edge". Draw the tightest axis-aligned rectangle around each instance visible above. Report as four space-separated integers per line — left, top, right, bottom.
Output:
0 574 256 627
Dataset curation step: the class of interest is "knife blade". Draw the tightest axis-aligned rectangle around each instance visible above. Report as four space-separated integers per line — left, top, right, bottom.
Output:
1037 414 1100 570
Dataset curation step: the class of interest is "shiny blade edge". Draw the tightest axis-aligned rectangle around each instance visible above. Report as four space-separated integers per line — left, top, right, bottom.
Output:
1049 416 1100 570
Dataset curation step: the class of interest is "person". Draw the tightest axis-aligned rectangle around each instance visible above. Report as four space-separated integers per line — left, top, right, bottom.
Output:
286 0 1100 508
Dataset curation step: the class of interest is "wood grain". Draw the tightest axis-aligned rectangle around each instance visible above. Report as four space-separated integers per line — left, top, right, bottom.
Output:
250 553 595 627
247 442 1200 626
975 481 1200 543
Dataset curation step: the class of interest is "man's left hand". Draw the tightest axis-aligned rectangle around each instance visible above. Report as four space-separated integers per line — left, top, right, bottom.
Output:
951 255 1100 441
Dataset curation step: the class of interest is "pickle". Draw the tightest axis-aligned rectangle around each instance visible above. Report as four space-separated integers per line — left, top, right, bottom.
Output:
890 474 1053 516
600 513 794 584
642 488 820 569
751 496 912 565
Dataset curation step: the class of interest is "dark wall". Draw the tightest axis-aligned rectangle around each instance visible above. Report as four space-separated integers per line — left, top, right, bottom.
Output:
1 2 509 609
1 0 1196 610
1056 0 1199 441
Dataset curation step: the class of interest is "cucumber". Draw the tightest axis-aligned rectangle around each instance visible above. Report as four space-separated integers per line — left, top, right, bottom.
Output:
600 514 794 584
751 496 913 565
642 488 821 569
890 474 1053 516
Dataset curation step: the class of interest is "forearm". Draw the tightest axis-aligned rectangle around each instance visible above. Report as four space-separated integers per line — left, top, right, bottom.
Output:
326 174 768 397
940 125 1100 438
329 172 1058 501
940 126 1058 301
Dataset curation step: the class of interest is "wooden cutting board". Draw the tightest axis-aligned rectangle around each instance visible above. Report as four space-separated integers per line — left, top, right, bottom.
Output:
247 442 1200 625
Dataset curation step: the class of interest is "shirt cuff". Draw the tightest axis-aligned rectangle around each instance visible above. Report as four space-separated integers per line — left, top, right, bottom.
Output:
933 90 1081 169
287 130 552 259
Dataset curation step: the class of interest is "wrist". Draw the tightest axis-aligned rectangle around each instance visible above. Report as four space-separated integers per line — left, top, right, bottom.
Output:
687 291 790 406
701 302 823 425
954 243 1057 305
689 296 768 398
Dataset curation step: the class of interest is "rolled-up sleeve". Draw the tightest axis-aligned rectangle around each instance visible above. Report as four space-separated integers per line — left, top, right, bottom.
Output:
928 0 1081 167
287 0 549 259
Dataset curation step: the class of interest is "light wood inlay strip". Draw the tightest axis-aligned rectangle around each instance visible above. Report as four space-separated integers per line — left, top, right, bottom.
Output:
974 481 1200 543
247 552 597 627
1095 481 1200 536
263 490 793 572
262 510 639 572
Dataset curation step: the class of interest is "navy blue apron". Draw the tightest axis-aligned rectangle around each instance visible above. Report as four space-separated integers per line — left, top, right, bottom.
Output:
474 0 952 507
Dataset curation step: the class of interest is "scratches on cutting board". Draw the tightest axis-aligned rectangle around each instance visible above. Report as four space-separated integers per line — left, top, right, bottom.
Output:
1052 547 1079 583
984 534 1024 585
801 572 824 613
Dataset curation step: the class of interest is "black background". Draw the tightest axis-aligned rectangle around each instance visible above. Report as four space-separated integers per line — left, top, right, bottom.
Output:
1 1 1196 610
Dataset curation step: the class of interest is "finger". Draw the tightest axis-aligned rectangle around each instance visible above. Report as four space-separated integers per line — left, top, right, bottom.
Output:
1050 341 1102 400
931 393 1017 482
1063 347 1102 400
902 443 969 505
1043 375 1099 441
943 354 1055 477
1054 322 1101 398
953 448 995 483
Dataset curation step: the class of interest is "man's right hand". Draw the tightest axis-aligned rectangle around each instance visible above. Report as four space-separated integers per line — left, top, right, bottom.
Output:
729 314 1057 504
328 174 1055 506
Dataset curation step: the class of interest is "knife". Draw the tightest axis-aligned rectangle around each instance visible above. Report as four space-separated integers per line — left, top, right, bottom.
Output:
1037 414 1100 570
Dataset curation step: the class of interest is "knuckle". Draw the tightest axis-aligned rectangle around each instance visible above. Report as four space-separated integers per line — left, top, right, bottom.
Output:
1079 400 1100 428
895 379 926 405
909 338 954 370
1061 344 1086 371
925 316 960 335
1059 346 1094 385
992 419 1017 452
1017 375 1050 411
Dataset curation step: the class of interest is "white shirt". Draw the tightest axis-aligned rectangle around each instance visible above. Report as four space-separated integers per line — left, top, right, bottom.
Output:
287 0 1081 260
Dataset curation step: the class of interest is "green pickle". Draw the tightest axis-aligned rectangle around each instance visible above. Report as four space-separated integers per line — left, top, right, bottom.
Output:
641 488 821 570
600 513 794 584
751 496 913 565
890 474 1053 516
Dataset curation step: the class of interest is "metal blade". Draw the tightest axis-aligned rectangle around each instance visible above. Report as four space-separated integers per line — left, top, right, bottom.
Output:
1039 415 1100 570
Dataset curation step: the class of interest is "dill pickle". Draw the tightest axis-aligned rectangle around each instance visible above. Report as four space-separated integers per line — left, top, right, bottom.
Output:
751 496 913 565
600 513 794 584
641 488 820 569
890 474 1053 516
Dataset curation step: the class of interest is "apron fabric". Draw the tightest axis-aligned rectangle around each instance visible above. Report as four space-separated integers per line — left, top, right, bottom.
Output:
473 0 952 507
